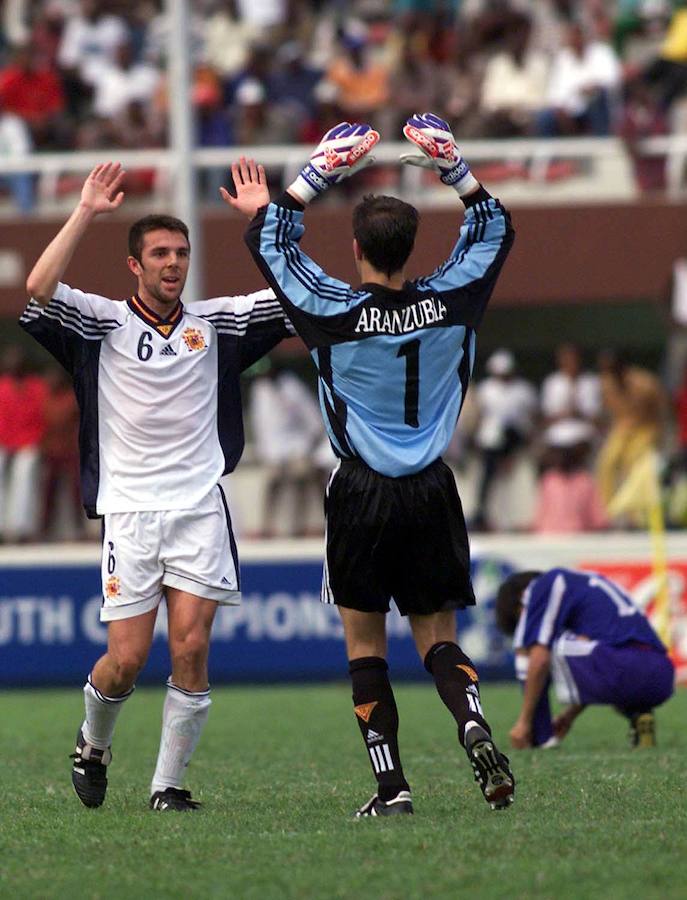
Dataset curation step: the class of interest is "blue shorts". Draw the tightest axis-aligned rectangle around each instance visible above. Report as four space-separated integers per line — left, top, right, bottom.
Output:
552 633 675 712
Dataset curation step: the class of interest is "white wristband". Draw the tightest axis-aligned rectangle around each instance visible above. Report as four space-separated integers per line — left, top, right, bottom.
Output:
287 173 318 205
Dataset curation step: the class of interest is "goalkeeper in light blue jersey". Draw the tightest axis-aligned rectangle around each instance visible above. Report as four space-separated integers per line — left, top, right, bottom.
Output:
225 115 515 816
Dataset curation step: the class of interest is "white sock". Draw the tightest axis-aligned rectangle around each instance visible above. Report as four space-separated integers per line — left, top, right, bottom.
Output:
81 675 134 750
150 680 211 795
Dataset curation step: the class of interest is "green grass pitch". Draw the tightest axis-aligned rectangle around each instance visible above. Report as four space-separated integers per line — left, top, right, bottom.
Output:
1 682 685 899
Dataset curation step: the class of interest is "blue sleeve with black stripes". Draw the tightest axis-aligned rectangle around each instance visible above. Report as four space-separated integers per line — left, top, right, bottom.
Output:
244 189 514 476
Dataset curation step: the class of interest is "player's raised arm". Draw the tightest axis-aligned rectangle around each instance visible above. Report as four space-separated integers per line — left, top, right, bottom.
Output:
26 162 125 305
399 112 480 197
400 113 514 327
286 122 379 205
219 156 270 219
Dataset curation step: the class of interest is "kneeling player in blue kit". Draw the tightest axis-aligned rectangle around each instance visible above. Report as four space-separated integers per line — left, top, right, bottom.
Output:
495 568 675 749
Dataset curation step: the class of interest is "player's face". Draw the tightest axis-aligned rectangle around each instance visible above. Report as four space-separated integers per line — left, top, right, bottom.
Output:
130 229 190 309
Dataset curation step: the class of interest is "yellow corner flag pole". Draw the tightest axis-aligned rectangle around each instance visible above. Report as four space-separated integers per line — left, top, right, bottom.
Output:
647 455 671 649
608 451 672 649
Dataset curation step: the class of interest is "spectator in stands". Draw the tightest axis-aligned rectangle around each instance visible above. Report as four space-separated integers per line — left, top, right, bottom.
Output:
234 0 290 37
249 363 326 538
479 12 549 138
325 27 390 129
0 347 47 543
143 0 205 67
386 33 443 135
442 30 487 139
471 349 538 531
203 0 262 80
266 40 324 144
664 363 687 526
663 256 687 393
0 96 35 212
40 365 84 540
233 78 275 146
617 75 668 193
88 37 160 120
194 64 234 201
540 342 602 435
532 419 609 534
57 0 129 117
0 40 65 148
596 350 667 517
535 20 622 137
643 0 687 108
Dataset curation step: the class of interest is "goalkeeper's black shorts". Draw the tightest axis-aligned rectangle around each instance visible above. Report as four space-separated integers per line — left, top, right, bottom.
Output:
321 457 475 616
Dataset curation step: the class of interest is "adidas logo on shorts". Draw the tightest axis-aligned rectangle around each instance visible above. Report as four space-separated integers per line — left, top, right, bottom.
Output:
160 345 177 357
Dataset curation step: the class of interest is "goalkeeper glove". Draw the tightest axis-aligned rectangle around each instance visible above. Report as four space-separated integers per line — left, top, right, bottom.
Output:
400 112 479 197
288 122 380 204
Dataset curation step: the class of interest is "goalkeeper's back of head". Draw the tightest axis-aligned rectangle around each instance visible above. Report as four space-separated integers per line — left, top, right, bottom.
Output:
352 194 419 279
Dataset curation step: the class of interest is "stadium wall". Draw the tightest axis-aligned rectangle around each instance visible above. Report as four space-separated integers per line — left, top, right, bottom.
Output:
0 200 683 316
1 534 685 687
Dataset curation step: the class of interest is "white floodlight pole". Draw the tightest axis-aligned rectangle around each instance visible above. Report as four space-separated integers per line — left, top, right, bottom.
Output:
166 0 203 303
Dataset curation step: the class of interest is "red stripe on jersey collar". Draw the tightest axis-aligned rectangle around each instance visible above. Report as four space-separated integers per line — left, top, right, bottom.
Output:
128 295 184 337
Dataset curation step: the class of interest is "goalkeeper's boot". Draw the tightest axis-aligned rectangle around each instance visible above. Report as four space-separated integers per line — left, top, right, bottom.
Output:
629 710 656 748
466 726 515 810
150 788 201 812
70 729 111 808
355 790 413 818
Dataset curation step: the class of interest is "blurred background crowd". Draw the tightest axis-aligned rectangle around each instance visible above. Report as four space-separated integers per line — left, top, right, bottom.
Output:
4 0 687 210
3 336 687 543
2 0 687 543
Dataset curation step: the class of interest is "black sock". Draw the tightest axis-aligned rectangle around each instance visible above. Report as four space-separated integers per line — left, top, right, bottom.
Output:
424 641 491 747
349 656 410 801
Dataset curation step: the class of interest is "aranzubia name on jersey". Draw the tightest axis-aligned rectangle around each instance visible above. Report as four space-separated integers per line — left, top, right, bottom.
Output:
354 296 448 335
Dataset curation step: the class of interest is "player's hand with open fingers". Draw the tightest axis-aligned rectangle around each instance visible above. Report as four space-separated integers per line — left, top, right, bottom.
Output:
220 157 270 219
288 122 380 205
79 162 126 215
400 113 479 197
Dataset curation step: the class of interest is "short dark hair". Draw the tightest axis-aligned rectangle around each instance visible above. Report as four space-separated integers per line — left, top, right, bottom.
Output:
128 215 190 262
494 571 542 636
352 195 419 278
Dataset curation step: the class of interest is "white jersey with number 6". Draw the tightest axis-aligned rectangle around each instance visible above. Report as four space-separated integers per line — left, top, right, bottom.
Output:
20 282 292 516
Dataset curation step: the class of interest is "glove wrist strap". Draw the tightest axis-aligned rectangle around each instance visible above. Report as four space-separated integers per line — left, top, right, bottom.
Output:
288 163 330 204
441 159 479 196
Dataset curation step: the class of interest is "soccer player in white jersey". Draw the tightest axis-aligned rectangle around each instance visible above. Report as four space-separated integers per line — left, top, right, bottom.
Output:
20 162 292 811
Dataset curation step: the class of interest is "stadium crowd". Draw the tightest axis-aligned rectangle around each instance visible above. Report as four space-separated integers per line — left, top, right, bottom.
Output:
2 0 687 208
1 0 685 541
1 338 686 542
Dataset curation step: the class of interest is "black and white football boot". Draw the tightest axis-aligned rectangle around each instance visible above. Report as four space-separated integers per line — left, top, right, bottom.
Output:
70 729 111 808
355 790 413 818
150 788 202 812
466 727 515 810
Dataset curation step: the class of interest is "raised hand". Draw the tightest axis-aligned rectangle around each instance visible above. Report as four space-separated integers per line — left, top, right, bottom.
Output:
220 157 270 219
288 122 380 204
400 113 478 197
80 162 126 215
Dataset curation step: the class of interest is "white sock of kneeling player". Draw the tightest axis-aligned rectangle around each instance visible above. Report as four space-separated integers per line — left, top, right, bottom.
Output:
81 675 134 750
150 679 211 795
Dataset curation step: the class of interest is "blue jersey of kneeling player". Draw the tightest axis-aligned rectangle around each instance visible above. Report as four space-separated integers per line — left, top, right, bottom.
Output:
514 568 667 652
245 189 514 477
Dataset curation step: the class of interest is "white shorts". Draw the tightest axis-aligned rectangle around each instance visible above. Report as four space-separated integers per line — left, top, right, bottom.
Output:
100 485 241 622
